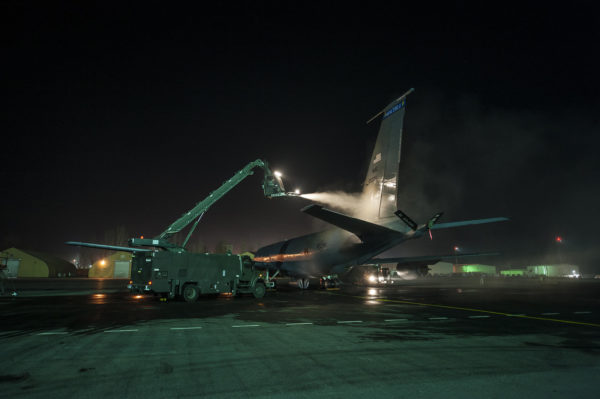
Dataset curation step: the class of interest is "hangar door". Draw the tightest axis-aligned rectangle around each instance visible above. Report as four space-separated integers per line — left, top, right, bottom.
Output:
114 261 130 278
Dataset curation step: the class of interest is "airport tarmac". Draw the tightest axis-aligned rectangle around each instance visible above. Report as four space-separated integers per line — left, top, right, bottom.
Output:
1 278 599 398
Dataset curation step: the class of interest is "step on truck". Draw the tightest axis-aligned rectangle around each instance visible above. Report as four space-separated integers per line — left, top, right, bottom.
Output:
128 251 272 301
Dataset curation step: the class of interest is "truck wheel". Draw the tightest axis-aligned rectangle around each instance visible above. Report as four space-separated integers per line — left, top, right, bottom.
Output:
253 282 266 299
182 284 200 303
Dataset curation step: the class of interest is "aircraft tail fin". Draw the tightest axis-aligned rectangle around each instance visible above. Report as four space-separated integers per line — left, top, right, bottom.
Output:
363 88 414 220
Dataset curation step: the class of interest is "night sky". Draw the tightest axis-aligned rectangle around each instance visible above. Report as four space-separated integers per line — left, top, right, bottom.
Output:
2 2 599 272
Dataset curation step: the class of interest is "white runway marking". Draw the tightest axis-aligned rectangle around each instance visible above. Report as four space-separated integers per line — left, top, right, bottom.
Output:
285 322 313 326
232 324 260 328
469 315 490 319
428 317 448 320
541 313 560 316
170 327 203 330
574 311 592 314
104 329 138 333
337 320 363 324
384 319 408 322
37 332 68 335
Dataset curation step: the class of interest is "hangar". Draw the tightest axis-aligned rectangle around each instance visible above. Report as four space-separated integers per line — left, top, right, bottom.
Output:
454 264 497 275
88 251 132 278
0 247 76 277
429 262 497 276
501 264 581 278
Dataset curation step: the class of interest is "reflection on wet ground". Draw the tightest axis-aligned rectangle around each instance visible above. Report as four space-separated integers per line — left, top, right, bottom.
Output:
1 279 599 398
1 279 599 338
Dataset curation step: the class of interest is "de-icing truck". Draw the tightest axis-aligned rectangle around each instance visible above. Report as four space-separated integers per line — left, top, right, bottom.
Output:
67 159 294 301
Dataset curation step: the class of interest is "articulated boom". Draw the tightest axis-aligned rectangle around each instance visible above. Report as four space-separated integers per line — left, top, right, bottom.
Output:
67 159 290 254
155 159 287 250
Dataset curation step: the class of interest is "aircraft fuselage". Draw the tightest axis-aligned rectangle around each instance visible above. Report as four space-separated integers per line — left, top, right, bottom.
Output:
255 219 421 278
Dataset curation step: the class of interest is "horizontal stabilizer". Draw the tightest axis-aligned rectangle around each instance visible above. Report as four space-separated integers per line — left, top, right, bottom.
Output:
301 204 402 242
65 241 152 253
431 217 509 230
427 212 443 229
372 252 500 265
394 209 418 231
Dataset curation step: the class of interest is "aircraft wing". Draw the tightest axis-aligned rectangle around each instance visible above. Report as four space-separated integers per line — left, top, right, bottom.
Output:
371 252 500 265
431 217 509 229
301 204 403 242
65 241 153 253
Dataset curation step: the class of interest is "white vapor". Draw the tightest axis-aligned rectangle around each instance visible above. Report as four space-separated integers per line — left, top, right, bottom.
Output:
300 191 380 221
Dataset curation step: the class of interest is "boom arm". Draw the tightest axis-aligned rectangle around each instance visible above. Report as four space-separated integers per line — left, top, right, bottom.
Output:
157 159 286 245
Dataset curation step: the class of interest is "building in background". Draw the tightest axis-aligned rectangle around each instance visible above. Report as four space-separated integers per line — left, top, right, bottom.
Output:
453 264 497 275
89 251 132 278
0 248 76 277
428 262 454 276
526 264 580 278
500 265 580 278
500 269 525 277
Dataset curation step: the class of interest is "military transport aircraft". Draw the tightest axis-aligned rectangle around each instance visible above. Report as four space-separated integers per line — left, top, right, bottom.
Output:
67 89 506 290
254 88 508 288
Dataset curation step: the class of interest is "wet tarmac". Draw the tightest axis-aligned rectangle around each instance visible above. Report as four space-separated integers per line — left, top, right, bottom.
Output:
1 278 599 398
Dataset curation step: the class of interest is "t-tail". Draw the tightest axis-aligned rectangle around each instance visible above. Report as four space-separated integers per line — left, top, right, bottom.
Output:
363 88 414 220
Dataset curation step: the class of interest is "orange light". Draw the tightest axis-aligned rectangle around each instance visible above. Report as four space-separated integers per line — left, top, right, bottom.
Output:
129 280 132 284
148 281 152 285
141 235 144 239
133 295 143 299
254 249 317 263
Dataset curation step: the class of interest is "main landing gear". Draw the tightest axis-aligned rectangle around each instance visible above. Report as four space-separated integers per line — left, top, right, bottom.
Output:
297 278 310 289
296 276 340 289
319 276 340 289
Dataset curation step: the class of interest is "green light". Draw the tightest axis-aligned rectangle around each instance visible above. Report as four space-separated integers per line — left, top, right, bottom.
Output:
459 264 496 274
500 269 524 276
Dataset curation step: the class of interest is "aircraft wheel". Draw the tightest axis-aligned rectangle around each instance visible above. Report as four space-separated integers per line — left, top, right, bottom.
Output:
182 284 200 303
253 282 266 298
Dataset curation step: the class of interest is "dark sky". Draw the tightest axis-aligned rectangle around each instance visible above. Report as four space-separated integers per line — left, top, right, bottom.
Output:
2 2 599 272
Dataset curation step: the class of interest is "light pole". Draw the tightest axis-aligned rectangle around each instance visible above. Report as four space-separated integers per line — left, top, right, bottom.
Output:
453 246 460 267
555 236 563 264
